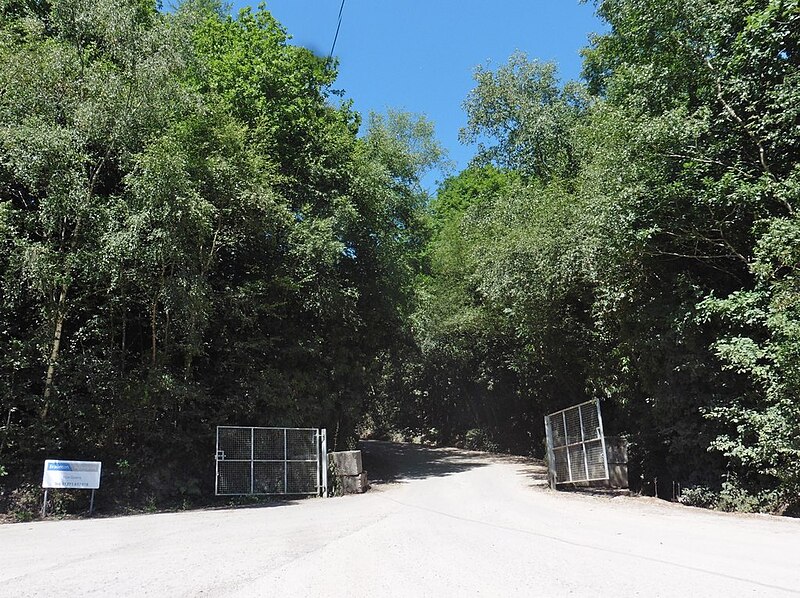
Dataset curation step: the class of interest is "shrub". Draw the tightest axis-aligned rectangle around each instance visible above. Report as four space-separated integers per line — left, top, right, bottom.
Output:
677 485 718 509
717 479 760 513
464 428 499 453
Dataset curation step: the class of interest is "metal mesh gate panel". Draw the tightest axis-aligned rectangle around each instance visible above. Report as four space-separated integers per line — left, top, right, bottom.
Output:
215 426 327 496
544 400 609 487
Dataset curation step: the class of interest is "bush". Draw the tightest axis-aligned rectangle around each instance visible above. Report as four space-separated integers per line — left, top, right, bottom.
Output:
464 428 499 453
677 485 718 509
717 479 760 513
8 482 42 522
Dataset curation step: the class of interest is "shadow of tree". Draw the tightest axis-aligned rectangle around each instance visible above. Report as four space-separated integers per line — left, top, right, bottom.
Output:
360 440 489 485
515 463 550 490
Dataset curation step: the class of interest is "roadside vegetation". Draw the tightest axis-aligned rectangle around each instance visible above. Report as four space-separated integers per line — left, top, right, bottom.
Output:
1 0 798 518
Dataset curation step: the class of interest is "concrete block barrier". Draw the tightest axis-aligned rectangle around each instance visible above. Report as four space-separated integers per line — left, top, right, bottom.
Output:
331 450 363 476
330 450 369 494
339 471 369 494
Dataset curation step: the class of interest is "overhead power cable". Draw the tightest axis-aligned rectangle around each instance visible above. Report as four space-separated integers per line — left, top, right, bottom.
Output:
328 0 347 59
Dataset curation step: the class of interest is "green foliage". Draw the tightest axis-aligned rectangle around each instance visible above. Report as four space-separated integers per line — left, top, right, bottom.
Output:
464 429 499 453
8 482 41 521
580 0 799 509
0 0 441 512
1 0 797 517
397 0 799 514
678 486 719 509
716 477 762 513
403 160 599 452
461 51 588 181
430 165 519 229
679 478 784 513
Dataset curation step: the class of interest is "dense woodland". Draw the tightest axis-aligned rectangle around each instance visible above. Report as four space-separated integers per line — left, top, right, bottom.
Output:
1 0 798 517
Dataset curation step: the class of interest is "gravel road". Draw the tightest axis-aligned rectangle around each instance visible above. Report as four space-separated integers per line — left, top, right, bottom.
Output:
2 441 800 597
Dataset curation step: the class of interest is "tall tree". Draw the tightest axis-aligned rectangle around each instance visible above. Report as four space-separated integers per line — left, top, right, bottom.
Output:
581 0 800 508
0 0 443 512
461 51 588 182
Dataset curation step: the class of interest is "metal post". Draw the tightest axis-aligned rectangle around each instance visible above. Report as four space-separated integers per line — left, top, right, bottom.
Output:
89 489 95 515
543 415 557 489
321 428 328 497
250 427 255 494
214 426 219 496
562 411 573 483
595 399 610 481
316 430 321 494
41 489 48 518
283 428 288 494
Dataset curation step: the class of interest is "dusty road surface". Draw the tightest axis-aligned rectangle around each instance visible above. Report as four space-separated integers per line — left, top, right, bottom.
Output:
2 441 800 597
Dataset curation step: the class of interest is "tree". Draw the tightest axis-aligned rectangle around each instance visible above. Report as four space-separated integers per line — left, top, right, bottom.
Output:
581 0 800 508
461 51 588 182
406 0 800 512
0 0 444 512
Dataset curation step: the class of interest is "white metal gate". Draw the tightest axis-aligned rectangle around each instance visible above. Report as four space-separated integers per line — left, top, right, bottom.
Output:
544 399 609 488
215 427 328 496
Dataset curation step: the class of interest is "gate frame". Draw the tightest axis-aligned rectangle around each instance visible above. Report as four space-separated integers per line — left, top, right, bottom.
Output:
214 426 328 497
544 399 609 489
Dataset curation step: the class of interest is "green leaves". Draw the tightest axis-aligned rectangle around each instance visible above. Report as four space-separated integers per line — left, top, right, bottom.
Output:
402 0 799 511
461 52 587 181
0 0 444 508
581 0 800 507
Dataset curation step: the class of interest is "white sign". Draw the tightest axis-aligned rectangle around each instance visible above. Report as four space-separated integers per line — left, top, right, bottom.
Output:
42 460 102 489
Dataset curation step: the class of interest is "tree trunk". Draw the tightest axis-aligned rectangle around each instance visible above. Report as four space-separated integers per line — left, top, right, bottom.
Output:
42 282 69 420
151 296 158 367
150 266 166 367
121 308 127 376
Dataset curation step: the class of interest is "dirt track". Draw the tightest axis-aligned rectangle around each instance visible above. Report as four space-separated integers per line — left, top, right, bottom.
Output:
2 441 799 597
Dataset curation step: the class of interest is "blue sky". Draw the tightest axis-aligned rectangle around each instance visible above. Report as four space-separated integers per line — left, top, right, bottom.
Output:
231 1 606 190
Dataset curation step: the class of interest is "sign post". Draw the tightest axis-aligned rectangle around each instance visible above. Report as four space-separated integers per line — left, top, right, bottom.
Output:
41 460 102 517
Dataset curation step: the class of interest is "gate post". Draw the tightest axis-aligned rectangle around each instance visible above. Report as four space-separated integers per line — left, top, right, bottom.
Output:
544 415 557 489
250 427 255 494
596 399 610 481
320 428 328 497
215 427 220 496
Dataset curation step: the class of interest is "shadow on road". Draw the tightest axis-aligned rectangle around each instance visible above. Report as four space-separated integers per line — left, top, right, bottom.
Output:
360 440 488 485
514 462 550 490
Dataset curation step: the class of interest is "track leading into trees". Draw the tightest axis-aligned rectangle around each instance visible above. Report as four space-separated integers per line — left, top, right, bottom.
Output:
2 441 799 597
